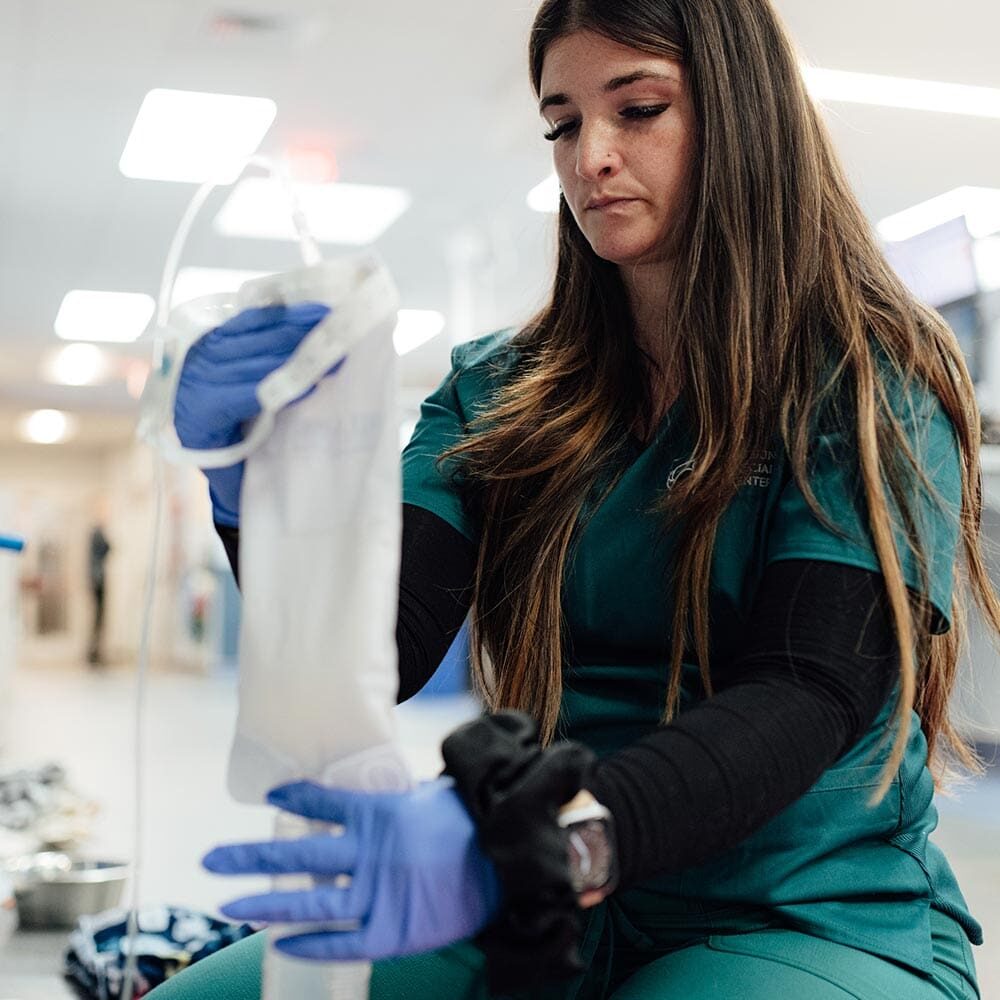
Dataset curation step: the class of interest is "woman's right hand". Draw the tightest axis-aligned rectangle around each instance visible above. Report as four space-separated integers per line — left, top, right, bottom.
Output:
173 302 332 526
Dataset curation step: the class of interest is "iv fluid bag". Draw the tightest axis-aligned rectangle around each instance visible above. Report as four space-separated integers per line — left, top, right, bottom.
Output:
142 195 406 997
227 262 408 803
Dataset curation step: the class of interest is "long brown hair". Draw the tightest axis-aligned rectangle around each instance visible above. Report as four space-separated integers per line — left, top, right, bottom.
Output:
447 0 999 797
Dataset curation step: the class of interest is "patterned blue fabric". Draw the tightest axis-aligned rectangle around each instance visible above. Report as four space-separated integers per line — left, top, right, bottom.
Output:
64 906 255 999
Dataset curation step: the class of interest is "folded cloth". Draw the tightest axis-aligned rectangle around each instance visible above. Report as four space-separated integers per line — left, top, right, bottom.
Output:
63 905 256 999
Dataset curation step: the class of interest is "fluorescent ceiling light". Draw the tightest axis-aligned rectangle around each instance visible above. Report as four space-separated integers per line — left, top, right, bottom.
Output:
172 267 271 307
120 88 277 183
393 310 445 355
55 290 155 343
528 173 561 214
878 187 1000 242
974 236 1000 292
803 67 1000 119
882 216 978 308
214 178 411 244
17 410 77 445
43 343 110 386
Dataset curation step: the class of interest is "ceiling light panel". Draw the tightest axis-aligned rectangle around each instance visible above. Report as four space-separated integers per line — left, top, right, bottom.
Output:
393 310 445 356
399 419 418 450
882 216 978 308
214 178 411 244
974 236 1000 293
878 187 1000 242
119 88 277 184
55 290 156 343
803 68 1000 119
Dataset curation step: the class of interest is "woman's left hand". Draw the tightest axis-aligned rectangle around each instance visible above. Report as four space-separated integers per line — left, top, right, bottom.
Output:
202 777 502 961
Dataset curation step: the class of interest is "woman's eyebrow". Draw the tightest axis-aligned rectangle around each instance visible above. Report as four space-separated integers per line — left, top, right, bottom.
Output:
539 70 679 115
605 69 679 92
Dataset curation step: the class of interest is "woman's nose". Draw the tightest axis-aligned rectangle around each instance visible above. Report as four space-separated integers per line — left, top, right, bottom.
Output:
575 123 623 181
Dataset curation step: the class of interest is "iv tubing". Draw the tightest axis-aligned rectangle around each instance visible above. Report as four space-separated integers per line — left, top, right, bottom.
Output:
122 156 321 999
154 155 320 333
118 450 163 998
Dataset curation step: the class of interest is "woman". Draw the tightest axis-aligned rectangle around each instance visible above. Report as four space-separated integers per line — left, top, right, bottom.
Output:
153 0 996 997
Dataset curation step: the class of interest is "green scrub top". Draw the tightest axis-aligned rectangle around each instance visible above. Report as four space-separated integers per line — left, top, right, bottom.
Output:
401 330 982 977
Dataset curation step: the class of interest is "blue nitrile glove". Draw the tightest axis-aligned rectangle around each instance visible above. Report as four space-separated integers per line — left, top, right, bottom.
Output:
173 302 337 527
202 777 502 961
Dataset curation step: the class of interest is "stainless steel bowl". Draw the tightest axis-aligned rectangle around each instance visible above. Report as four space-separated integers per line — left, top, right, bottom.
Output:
4 852 129 929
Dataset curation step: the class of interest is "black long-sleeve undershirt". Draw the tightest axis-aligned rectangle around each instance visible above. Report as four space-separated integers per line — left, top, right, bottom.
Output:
588 558 898 887
215 504 899 890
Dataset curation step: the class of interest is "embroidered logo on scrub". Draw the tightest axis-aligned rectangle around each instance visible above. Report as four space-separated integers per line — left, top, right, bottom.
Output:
666 450 774 491
745 449 774 488
666 457 695 491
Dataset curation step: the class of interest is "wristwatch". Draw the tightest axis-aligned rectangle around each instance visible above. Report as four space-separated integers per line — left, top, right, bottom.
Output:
558 790 618 907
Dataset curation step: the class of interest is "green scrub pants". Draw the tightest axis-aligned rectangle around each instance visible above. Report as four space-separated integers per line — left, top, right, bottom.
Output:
147 904 978 1000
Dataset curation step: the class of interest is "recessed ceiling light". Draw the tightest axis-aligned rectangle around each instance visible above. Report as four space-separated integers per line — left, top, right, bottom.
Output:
172 267 272 307
17 410 78 445
119 88 277 184
878 187 1000 242
803 67 1000 119
214 178 411 244
42 343 110 386
528 173 560 214
55 290 156 343
393 310 445 356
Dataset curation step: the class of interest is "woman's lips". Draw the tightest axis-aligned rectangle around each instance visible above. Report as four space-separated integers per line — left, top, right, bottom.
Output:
586 197 638 211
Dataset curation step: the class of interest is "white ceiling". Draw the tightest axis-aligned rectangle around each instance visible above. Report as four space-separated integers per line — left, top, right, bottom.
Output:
1 0 999 443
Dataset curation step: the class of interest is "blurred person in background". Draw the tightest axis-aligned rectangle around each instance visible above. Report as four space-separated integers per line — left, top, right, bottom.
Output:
151 0 999 997
86 500 111 667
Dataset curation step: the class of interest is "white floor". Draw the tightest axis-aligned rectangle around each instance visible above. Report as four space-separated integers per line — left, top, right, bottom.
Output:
1 662 998 998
